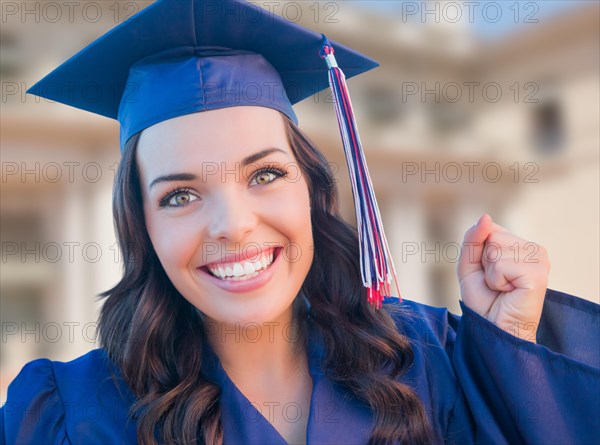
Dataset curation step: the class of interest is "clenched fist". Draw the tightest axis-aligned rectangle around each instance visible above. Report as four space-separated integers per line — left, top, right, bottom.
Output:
457 214 551 343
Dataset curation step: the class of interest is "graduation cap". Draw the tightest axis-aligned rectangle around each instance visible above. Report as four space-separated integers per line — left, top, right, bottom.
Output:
27 0 401 308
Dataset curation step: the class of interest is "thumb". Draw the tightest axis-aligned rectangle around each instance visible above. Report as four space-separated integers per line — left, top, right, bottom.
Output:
457 213 494 280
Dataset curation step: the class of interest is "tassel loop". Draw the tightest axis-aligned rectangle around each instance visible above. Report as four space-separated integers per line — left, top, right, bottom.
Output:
319 36 338 68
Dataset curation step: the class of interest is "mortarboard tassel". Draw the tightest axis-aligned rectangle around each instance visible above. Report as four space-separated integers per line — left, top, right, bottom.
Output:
319 34 402 309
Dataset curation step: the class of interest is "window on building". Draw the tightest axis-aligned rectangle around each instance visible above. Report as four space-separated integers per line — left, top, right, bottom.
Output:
533 100 564 154
365 86 403 125
0 32 20 78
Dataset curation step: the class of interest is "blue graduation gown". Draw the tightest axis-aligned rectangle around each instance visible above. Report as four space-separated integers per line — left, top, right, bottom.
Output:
1 288 599 444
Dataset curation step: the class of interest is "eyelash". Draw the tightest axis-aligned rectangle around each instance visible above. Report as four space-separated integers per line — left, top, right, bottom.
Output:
158 164 288 208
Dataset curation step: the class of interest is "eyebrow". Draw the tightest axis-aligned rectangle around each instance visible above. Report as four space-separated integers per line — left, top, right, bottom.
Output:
148 147 288 190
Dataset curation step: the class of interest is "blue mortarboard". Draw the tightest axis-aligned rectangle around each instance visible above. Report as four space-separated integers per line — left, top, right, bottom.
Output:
27 0 401 308
26 0 377 148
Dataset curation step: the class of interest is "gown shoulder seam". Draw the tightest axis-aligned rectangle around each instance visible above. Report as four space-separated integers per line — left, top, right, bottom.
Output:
48 360 72 443
443 385 463 440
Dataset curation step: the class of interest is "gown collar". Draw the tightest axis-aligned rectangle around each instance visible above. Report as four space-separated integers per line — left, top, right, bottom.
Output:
199 312 375 444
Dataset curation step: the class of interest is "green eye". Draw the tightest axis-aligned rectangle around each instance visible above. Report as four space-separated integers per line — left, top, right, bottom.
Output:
254 171 277 185
250 166 288 186
170 191 195 206
160 188 198 207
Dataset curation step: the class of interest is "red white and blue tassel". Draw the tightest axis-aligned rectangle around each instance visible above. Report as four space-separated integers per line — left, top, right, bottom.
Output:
319 34 401 309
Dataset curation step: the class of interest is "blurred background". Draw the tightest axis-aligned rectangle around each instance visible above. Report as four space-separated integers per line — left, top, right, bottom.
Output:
1 0 598 402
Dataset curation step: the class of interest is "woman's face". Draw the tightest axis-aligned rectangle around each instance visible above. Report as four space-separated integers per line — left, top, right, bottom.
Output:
136 106 314 327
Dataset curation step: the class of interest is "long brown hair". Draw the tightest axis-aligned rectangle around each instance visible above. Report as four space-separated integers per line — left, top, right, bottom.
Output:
98 116 437 444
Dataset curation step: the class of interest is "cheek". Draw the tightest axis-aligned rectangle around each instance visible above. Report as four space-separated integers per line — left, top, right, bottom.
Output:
145 213 200 271
269 181 313 255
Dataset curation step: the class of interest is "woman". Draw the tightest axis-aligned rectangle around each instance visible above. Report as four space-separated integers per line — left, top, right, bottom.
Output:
2 0 599 444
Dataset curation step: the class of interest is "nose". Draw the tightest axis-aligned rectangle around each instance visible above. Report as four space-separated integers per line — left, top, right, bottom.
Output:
206 190 258 243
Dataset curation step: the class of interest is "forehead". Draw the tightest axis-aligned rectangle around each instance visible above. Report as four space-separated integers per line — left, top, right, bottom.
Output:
136 106 291 177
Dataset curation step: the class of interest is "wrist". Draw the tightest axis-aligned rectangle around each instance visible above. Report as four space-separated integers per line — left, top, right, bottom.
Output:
497 320 538 343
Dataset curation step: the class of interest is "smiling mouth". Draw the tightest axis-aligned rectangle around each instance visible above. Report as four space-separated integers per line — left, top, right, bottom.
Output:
200 247 282 281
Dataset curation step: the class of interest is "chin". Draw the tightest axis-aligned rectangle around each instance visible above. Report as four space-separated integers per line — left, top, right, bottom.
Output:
225 301 293 326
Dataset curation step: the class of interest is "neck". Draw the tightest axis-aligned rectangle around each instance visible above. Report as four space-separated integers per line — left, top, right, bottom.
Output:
204 307 307 388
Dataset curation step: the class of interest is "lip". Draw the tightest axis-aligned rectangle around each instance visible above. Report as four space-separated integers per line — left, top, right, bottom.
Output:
197 247 283 293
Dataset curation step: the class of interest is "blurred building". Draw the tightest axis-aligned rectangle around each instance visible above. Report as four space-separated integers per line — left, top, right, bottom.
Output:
1 1 598 402
294 0 599 308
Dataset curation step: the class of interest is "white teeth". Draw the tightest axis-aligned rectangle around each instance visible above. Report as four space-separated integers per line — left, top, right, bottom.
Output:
233 263 244 277
243 262 255 275
207 249 277 280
